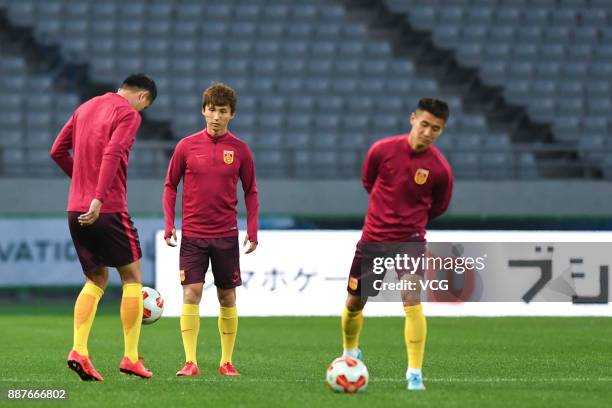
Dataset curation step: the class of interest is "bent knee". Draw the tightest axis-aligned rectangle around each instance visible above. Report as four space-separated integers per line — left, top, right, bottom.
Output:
345 295 365 312
183 284 203 304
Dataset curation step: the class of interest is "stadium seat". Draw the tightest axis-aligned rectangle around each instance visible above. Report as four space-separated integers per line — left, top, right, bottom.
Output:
3 0 606 179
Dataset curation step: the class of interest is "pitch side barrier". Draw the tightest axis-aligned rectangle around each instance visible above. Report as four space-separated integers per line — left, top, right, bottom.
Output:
155 230 612 317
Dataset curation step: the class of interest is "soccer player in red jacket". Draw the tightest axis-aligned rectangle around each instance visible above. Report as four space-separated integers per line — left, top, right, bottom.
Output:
163 83 259 377
340 98 453 391
50 74 157 380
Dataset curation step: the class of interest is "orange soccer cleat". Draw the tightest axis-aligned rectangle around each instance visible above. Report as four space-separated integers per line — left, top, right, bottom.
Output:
67 350 104 381
176 361 200 377
218 362 240 376
119 356 153 379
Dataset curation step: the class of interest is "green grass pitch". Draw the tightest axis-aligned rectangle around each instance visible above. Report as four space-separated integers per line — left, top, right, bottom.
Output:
0 304 610 408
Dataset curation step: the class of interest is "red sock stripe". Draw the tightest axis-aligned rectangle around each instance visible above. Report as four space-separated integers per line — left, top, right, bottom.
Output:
121 213 140 262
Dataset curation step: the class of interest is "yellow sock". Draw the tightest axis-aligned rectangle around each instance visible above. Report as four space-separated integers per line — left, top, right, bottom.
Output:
404 304 427 369
120 283 143 363
181 303 200 364
218 306 238 365
73 282 104 356
341 307 364 350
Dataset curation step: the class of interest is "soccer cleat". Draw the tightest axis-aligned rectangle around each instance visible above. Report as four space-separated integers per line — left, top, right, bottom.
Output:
407 372 426 391
342 348 363 361
119 356 153 379
218 362 240 376
67 350 104 381
176 361 200 377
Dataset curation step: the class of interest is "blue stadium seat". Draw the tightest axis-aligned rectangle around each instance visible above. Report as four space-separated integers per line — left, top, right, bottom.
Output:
145 20 172 36
528 98 556 121
518 154 538 178
204 5 231 19
557 99 584 114
254 131 282 148
257 23 284 38
292 5 317 20
343 115 369 131
315 23 341 39
390 60 415 76
319 5 345 20
438 7 464 24
582 116 608 134
281 41 308 56
342 24 368 39
334 60 360 76
582 9 607 26
495 8 521 24
254 42 280 56
586 98 611 115
148 3 172 18
288 96 314 112
347 99 374 112
230 23 256 38
177 4 203 20
305 78 330 93
286 114 312 131
262 5 289 20
285 131 310 148
332 79 357 93
316 97 343 112
450 152 479 178
482 153 513 179
311 42 336 57
359 78 385 93
235 5 260 20
515 26 542 43
523 8 549 24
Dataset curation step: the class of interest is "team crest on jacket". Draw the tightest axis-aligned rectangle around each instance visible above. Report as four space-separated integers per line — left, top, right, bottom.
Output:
223 150 234 164
414 168 429 185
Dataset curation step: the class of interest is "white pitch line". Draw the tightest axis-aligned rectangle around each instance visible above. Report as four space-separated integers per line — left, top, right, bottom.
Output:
1 377 611 384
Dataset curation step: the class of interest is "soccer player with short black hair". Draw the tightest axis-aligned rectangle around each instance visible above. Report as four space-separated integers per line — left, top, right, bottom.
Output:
163 82 259 377
50 73 157 380
340 98 453 391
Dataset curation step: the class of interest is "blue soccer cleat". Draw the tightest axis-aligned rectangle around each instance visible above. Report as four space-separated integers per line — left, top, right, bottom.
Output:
407 372 426 391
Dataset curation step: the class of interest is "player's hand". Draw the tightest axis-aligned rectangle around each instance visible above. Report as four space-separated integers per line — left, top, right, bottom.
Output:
78 199 102 226
243 234 257 254
165 228 177 247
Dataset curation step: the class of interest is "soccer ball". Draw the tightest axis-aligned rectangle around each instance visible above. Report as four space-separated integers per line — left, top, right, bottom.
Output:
326 357 369 393
142 286 164 325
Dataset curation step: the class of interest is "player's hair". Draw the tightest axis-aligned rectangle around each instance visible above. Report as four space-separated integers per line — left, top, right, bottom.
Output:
416 98 449 122
120 73 157 102
202 82 237 113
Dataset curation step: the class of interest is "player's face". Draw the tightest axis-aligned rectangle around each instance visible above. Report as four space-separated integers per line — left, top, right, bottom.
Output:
203 103 235 135
409 110 446 151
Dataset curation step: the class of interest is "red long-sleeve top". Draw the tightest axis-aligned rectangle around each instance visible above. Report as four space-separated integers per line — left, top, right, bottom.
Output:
50 92 141 213
361 134 453 242
163 129 259 242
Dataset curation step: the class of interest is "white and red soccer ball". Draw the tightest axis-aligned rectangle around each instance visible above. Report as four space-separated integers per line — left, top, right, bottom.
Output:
326 357 369 393
142 286 164 325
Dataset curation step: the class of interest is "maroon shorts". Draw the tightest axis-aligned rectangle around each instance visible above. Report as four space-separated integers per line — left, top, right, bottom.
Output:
347 239 426 297
179 235 241 288
68 212 142 276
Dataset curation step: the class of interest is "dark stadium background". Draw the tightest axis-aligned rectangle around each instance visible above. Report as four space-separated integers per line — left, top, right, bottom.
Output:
0 1 610 407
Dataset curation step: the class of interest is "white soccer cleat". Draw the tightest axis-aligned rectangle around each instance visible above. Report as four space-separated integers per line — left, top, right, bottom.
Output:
407 372 426 391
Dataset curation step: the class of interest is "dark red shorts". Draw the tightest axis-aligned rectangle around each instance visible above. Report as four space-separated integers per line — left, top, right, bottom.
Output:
347 239 426 297
68 212 142 276
179 235 241 288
